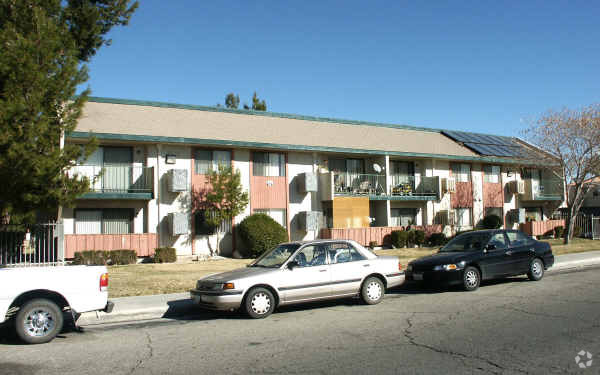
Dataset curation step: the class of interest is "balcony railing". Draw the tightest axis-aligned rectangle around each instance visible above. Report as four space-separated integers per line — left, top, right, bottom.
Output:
535 179 563 200
71 165 154 197
333 173 386 196
390 175 439 199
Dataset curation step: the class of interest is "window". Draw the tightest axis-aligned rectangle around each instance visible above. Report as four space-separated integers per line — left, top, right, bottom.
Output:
253 152 285 177
451 163 471 182
487 233 508 249
485 207 503 219
390 208 417 227
294 245 327 267
391 161 415 184
506 231 534 246
455 208 472 226
326 243 366 264
255 209 287 228
194 210 231 234
75 209 133 234
525 207 542 222
195 150 231 174
484 165 501 183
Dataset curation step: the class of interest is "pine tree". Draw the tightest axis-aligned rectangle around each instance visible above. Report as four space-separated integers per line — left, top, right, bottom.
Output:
0 0 138 223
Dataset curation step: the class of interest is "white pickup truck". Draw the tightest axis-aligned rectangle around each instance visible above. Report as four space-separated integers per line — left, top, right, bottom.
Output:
0 265 113 344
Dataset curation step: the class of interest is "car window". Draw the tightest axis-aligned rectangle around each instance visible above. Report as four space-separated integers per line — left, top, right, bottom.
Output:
327 243 366 264
440 232 491 252
507 231 534 247
487 233 507 249
294 245 327 267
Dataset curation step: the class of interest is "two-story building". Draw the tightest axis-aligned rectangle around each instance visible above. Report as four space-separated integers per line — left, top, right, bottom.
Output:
61 97 564 258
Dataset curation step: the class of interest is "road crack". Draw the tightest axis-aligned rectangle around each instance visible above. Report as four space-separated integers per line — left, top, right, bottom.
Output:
130 331 154 375
402 313 530 375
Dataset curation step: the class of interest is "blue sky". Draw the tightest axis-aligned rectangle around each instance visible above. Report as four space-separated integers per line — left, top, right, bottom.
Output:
81 0 600 137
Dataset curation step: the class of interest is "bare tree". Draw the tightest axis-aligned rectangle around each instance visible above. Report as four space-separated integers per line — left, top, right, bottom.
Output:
522 104 600 243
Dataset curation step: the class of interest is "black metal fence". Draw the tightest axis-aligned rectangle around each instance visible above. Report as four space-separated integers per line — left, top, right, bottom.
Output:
551 212 599 239
0 223 64 267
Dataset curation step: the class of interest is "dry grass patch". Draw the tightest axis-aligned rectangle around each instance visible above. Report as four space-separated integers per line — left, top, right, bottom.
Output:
108 258 252 298
541 238 600 256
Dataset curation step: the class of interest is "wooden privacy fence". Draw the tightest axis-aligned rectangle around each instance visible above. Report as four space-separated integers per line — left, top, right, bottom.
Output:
320 225 443 247
64 233 158 259
519 220 565 237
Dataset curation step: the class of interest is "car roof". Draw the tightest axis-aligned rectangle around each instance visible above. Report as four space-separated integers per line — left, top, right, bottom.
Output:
280 239 357 246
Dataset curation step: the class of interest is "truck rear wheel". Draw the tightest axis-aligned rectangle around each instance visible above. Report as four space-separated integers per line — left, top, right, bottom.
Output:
15 298 64 344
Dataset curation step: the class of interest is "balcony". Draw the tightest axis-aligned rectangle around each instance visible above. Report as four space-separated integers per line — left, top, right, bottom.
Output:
318 172 439 201
71 165 154 200
389 175 439 201
523 178 563 201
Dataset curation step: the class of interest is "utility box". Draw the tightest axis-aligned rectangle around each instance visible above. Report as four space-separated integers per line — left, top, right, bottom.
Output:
297 211 321 231
168 169 188 192
169 212 189 235
298 172 318 193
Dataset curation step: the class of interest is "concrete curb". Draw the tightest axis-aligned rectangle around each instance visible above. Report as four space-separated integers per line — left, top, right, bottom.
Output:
77 252 600 327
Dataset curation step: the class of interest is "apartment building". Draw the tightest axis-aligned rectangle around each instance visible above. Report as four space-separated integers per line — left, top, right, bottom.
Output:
61 97 564 258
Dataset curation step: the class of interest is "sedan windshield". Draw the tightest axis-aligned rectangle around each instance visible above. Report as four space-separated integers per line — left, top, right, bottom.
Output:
248 244 301 268
440 232 491 253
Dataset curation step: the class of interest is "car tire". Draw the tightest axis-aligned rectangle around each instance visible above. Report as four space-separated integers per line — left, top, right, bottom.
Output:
244 287 275 319
527 258 544 281
15 298 64 344
463 266 480 291
361 277 385 305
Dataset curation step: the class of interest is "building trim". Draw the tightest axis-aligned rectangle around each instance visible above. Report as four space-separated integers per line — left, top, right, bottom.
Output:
78 192 153 200
68 131 538 165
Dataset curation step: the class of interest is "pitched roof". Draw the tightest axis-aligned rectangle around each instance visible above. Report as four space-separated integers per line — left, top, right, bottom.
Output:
69 97 533 164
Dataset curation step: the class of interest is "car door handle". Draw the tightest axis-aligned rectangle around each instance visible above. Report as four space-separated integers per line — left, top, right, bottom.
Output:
505 250 514 255
319 269 327 272
363 264 370 267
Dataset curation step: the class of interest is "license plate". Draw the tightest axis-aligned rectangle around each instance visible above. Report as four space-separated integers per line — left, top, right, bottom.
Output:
413 273 423 281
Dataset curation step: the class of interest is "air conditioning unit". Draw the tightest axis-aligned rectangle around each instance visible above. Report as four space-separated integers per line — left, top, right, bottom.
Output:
442 177 456 193
508 180 525 195
168 212 189 235
297 211 321 231
168 169 188 192
297 172 318 193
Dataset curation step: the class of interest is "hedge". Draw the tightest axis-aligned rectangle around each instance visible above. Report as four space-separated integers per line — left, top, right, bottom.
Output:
238 213 288 258
553 226 564 239
427 232 448 247
154 247 177 263
72 250 137 265
482 214 502 229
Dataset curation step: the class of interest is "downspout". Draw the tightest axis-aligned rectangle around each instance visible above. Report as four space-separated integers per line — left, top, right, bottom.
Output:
156 144 161 248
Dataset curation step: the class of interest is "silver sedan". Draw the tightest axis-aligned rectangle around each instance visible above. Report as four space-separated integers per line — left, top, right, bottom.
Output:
190 239 404 318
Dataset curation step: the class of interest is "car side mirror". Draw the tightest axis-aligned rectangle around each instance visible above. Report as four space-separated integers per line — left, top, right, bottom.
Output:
287 261 298 270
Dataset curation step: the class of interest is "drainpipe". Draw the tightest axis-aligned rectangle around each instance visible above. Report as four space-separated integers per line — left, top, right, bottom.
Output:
156 144 161 248
57 129 65 223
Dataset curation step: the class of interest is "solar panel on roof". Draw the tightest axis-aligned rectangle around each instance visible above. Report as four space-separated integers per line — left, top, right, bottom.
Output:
442 130 527 158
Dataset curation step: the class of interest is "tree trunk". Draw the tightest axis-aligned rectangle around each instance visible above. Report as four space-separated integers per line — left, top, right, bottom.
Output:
565 208 577 245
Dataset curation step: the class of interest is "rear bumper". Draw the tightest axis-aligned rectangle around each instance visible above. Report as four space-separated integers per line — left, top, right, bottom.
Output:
385 272 405 288
543 254 555 269
190 289 244 311
103 301 114 314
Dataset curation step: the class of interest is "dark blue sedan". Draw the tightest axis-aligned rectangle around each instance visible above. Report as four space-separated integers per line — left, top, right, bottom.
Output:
405 229 554 291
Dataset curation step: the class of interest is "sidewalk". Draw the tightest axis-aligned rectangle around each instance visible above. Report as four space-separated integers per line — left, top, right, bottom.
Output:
77 251 600 327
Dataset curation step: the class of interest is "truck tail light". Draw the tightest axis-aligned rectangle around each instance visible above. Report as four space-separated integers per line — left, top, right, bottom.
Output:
100 273 109 292
398 262 403 271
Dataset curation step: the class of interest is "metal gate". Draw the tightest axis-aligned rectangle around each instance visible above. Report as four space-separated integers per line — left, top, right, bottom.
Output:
593 217 600 240
0 223 64 267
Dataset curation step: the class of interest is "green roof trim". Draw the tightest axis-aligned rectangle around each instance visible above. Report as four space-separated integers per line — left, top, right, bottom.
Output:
85 96 443 133
78 192 153 200
68 131 539 165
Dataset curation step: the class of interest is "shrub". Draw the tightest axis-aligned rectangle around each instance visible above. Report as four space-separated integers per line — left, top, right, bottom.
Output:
368 241 377 249
482 214 502 229
73 250 109 265
553 226 564 239
154 247 177 263
391 230 408 248
238 213 288 258
573 226 583 238
414 230 425 247
406 230 416 247
110 250 137 265
427 232 447 247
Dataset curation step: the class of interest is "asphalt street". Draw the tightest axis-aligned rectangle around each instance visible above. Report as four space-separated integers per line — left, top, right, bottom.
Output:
1 267 600 375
